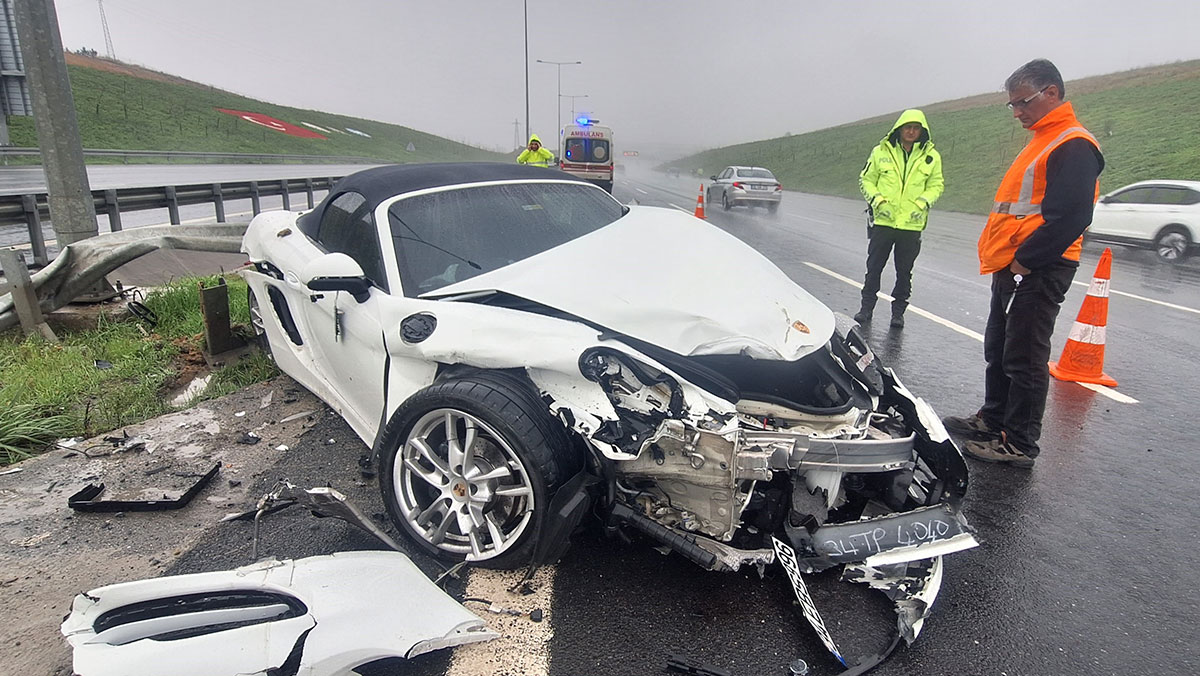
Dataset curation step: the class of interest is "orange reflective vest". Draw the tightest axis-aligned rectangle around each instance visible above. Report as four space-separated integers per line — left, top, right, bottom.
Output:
977 102 1100 274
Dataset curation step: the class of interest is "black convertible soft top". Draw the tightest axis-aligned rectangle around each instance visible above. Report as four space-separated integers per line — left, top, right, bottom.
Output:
297 162 587 237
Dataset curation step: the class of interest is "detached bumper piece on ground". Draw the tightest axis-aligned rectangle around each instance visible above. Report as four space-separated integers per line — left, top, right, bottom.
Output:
60 551 498 676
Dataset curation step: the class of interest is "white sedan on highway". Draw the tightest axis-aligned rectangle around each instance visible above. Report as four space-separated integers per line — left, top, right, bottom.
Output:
1088 179 1200 262
241 162 976 647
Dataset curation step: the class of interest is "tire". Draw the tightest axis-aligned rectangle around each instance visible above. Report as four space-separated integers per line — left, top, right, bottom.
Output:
722 192 731 211
767 202 779 214
246 286 273 361
1154 227 1191 263
377 372 580 569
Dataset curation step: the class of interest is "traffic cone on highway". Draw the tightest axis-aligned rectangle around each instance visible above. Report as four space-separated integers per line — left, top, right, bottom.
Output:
693 185 706 220
1049 247 1118 387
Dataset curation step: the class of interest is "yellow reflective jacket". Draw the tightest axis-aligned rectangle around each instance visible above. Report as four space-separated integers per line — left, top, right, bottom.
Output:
517 134 555 167
859 109 945 231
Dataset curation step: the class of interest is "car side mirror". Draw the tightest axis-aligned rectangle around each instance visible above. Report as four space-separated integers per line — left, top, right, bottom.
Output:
1099 195 1113 204
709 175 718 181
303 253 372 303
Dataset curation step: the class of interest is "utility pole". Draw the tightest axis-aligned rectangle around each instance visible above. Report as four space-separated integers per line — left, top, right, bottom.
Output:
14 0 99 250
97 0 115 59
523 0 529 142
562 94 588 121
535 59 580 155
512 118 520 152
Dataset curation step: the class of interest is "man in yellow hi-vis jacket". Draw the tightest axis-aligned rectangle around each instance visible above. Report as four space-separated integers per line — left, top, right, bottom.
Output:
516 134 555 167
855 109 945 328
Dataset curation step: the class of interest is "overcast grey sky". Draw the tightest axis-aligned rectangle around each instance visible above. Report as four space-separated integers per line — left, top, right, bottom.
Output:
52 0 1200 157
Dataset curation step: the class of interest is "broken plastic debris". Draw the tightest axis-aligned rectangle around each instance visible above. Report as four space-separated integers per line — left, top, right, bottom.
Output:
275 444 289 451
278 410 316 424
93 359 113 370
236 432 261 445
0 467 24 476
234 411 246 418
60 552 499 676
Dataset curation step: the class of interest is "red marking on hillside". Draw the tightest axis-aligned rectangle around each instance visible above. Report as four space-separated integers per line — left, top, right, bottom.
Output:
216 109 327 139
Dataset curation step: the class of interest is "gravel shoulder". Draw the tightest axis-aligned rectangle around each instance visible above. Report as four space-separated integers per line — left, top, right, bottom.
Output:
0 377 324 675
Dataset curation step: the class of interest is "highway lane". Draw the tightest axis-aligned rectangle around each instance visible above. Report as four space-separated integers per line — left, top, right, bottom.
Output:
160 166 1199 676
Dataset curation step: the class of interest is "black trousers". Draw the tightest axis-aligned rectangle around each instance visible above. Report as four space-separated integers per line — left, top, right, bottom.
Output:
979 263 1077 456
860 225 922 314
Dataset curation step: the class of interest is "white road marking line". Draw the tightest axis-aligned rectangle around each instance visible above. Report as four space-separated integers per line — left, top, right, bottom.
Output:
787 214 831 225
1077 382 1139 404
635 187 648 195
803 261 1139 404
668 203 691 214
1073 279 1200 315
448 567 555 676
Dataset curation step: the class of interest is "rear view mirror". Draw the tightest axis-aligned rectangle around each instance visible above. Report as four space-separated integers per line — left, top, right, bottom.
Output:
1099 195 1113 204
710 175 718 181
303 253 372 303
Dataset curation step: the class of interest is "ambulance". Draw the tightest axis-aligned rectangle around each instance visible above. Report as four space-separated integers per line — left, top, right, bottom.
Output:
559 117 614 193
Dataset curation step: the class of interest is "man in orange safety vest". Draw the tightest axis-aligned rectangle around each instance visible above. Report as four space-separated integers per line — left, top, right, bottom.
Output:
943 59 1104 468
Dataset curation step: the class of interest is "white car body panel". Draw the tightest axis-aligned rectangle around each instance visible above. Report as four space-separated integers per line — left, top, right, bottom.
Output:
424 206 834 362
61 551 498 676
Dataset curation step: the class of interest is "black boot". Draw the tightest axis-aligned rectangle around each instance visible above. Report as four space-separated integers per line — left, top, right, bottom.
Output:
890 301 906 329
853 304 874 325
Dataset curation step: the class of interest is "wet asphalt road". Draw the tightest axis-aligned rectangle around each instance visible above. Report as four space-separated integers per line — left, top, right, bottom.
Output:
168 166 1199 676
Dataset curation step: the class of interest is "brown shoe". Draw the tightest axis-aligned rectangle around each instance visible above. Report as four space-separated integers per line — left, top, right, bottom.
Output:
963 435 1035 468
942 413 1000 441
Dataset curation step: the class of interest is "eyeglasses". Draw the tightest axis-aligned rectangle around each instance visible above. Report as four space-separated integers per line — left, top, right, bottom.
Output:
1007 87 1048 111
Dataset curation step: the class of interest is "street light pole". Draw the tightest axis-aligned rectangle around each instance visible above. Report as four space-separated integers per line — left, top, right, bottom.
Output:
535 59 581 153
562 94 589 120
523 0 529 142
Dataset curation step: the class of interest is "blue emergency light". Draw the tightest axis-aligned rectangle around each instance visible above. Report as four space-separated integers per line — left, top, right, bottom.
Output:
576 116 598 126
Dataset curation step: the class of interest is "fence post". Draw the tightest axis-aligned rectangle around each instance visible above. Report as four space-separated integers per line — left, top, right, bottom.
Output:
280 180 291 211
21 194 49 266
249 181 261 215
164 186 181 224
305 178 314 208
212 183 226 223
103 189 122 232
0 249 57 342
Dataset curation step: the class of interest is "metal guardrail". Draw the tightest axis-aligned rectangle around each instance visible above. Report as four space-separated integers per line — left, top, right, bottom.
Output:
1 175 344 266
0 147 378 165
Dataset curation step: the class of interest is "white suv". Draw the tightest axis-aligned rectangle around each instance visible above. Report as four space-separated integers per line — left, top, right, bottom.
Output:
1088 180 1200 263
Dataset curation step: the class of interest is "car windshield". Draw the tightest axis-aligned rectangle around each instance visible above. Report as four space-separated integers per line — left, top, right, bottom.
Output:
564 138 610 163
737 169 775 179
388 182 625 295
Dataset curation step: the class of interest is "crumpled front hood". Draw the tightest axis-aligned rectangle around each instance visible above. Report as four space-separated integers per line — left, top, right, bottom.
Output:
423 206 835 361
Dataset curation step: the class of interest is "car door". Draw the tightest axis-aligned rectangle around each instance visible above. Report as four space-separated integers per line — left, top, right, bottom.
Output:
302 191 389 440
712 168 731 201
1091 186 1158 240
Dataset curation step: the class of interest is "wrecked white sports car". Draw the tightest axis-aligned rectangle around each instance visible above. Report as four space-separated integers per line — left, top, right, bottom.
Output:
241 163 976 650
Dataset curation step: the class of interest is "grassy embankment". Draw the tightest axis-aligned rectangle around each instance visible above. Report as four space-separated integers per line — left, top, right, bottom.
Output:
667 61 1200 216
0 276 275 464
5 54 511 164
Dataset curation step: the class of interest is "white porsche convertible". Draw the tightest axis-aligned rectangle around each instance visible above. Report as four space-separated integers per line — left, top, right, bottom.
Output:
241 163 976 648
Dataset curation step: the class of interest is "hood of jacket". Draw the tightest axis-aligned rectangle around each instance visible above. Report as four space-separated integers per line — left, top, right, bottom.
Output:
885 109 932 147
528 134 543 145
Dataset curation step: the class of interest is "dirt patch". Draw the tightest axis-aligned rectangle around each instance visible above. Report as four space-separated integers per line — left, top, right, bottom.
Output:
65 52 214 90
0 377 325 675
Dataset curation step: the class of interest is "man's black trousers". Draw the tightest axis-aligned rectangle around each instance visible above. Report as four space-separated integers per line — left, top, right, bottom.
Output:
860 225 922 315
979 263 1077 457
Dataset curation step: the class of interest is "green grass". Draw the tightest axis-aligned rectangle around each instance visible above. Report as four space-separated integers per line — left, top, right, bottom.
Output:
666 61 1200 217
5 56 511 165
0 275 278 463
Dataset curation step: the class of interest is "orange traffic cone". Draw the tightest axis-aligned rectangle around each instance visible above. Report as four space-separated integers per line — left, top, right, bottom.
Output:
693 185 706 220
1049 247 1117 387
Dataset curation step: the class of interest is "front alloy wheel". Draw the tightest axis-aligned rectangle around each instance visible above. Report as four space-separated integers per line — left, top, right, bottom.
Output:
397 409 535 561
722 192 731 211
378 373 579 569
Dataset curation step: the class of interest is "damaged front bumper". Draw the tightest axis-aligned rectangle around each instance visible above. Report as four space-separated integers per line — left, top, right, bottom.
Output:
60 551 497 676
